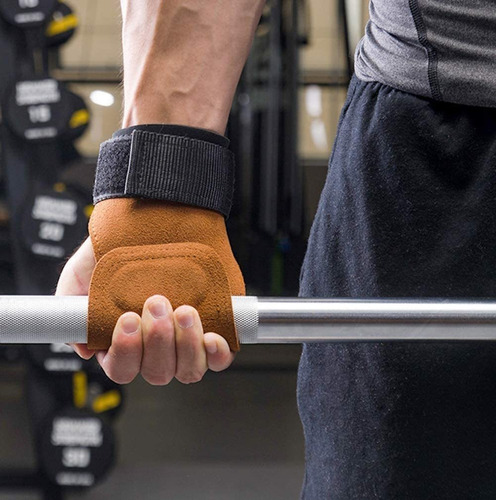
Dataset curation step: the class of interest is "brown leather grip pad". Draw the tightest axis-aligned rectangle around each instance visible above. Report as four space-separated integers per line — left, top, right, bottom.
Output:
87 242 239 351
87 198 245 351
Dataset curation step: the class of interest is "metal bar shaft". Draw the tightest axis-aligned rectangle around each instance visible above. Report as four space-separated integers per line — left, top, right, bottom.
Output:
252 298 496 343
2 296 496 345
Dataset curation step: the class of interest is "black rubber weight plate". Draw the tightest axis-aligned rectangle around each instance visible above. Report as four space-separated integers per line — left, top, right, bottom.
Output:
20 186 87 260
3 77 74 142
0 0 58 28
39 407 115 488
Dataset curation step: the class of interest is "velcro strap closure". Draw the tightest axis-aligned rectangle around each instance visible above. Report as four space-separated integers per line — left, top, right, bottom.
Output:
93 130 235 218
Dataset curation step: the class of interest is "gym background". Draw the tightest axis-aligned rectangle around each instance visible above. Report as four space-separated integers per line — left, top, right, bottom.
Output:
0 1 368 499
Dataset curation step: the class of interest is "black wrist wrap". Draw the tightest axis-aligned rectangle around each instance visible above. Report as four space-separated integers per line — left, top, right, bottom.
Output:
93 127 235 218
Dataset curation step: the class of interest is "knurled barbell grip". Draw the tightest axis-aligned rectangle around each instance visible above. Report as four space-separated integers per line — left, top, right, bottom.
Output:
2 296 496 345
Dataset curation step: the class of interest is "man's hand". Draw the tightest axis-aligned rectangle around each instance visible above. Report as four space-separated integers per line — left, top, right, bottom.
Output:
56 238 235 385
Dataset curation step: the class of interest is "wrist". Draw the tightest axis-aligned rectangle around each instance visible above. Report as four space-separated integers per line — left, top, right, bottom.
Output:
122 89 230 135
113 124 229 148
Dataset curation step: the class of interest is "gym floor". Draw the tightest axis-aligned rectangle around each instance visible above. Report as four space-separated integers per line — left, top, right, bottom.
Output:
0 345 305 500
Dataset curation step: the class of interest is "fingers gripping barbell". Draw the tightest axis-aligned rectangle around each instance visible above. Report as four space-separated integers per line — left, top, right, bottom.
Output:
2 296 496 344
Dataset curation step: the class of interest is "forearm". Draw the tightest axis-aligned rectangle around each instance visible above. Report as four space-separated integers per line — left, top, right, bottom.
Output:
120 0 265 134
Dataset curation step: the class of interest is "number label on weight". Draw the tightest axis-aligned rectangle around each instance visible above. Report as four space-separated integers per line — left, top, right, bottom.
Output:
39 222 64 242
62 447 91 468
28 105 51 123
19 0 39 8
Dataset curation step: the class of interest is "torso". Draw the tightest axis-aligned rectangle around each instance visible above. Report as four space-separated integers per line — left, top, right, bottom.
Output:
355 0 496 107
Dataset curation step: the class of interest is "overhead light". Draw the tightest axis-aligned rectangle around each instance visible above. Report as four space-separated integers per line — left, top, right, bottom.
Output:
90 90 115 107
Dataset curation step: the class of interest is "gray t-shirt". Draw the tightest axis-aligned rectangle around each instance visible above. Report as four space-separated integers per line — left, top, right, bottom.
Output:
355 0 496 107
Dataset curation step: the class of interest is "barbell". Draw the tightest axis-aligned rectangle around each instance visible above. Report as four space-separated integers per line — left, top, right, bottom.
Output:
2 296 496 344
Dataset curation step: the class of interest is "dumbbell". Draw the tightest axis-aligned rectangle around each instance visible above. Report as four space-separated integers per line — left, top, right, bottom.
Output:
2 295 496 343
0 0 78 47
38 407 115 488
39 407 115 488
20 182 90 261
0 0 58 29
27 372 116 489
26 360 118 489
3 77 89 143
27 345 124 417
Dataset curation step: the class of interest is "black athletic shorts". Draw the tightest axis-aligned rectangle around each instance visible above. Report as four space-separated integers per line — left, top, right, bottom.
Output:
298 75 496 499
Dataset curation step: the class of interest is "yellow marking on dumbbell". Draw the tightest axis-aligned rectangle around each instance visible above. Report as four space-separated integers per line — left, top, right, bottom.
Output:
84 205 94 218
92 390 122 414
73 371 88 409
46 13 78 37
69 109 90 129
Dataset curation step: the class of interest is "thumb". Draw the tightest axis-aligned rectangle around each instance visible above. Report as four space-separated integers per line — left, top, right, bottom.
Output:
56 237 96 360
56 237 96 296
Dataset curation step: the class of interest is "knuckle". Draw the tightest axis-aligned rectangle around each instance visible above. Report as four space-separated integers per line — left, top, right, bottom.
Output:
109 335 141 358
108 344 130 359
146 318 174 339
